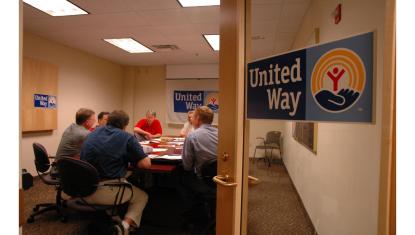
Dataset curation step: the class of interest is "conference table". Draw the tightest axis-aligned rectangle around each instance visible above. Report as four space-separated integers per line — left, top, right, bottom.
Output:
141 136 184 169
133 136 185 188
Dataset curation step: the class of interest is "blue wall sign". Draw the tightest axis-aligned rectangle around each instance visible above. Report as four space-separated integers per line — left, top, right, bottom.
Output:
174 91 204 112
246 32 373 122
34 94 57 109
174 90 219 113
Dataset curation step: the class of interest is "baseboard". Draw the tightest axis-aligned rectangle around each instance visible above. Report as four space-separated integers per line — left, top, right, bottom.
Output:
282 159 318 235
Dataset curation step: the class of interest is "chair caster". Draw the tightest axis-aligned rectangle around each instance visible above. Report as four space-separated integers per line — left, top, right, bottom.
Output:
113 223 125 235
27 216 35 223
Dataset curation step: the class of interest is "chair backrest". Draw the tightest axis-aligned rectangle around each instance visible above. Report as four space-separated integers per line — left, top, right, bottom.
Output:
32 143 51 174
57 157 99 198
265 131 282 145
200 159 217 188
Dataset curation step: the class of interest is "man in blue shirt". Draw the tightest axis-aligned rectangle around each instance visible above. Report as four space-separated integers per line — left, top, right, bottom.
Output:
182 106 218 177
181 106 218 195
80 110 151 233
180 106 218 228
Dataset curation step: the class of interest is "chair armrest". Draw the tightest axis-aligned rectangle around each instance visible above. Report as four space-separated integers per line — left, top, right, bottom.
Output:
256 137 266 145
101 181 132 188
100 181 133 207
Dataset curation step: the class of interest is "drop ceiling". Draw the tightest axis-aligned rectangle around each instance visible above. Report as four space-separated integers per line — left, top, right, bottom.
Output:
23 0 311 65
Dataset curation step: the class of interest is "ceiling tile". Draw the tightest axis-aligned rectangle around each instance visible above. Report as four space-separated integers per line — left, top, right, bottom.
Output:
23 0 309 65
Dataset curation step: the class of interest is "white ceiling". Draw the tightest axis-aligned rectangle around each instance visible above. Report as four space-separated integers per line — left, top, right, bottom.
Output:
23 0 310 65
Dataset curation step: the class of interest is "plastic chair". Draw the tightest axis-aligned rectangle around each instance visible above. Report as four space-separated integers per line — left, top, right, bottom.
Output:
253 131 283 166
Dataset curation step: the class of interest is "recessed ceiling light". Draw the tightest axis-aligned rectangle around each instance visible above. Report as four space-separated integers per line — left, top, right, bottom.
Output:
103 38 154 53
178 0 220 7
23 0 88 16
203 34 220 51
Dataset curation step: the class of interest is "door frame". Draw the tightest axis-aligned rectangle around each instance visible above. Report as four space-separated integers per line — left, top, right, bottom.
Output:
378 0 396 234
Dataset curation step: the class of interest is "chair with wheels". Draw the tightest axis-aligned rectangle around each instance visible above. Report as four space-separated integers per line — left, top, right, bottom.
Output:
199 159 217 235
57 157 133 235
27 143 66 223
253 131 283 166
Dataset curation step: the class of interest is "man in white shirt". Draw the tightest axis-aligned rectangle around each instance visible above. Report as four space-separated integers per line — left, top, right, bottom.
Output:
180 110 194 137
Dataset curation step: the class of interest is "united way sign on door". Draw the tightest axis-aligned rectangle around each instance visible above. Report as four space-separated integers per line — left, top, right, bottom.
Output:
246 32 374 122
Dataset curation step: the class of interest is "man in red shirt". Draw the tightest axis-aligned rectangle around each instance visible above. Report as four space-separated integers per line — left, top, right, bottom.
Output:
134 110 163 140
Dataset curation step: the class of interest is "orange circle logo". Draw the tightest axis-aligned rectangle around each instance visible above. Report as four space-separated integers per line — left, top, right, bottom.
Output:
311 48 366 112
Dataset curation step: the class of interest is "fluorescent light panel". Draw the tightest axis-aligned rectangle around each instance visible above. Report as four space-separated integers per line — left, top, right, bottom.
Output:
204 35 220 51
104 38 153 53
178 0 220 7
23 0 88 16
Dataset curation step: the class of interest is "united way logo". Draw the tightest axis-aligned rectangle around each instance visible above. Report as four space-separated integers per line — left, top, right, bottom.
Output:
311 48 366 112
204 92 219 112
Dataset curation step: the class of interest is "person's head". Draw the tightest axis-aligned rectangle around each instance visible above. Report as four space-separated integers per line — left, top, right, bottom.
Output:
107 110 130 130
192 106 214 128
97 111 110 126
145 110 157 124
76 108 96 130
187 111 194 123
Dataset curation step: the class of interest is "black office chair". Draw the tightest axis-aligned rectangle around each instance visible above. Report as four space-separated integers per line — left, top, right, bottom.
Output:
57 157 133 235
27 143 66 223
199 159 217 235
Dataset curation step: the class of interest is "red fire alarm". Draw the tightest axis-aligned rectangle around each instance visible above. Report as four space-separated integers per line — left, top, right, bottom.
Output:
332 4 342 24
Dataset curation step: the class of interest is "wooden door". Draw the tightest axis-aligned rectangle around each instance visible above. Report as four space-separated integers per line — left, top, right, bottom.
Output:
215 0 245 234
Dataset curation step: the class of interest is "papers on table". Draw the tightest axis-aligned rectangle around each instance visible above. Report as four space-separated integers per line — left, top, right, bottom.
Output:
139 140 150 145
167 141 184 146
152 148 168 152
149 155 182 160
159 155 182 160
173 137 185 142
148 154 159 159
142 145 153 154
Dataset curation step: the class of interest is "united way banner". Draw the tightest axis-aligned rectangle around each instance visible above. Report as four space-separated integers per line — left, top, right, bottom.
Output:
174 91 204 112
247 32 373 122
166 79 219 124
173 90 219 113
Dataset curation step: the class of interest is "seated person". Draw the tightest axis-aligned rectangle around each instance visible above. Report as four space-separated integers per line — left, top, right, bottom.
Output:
97 111 110 127
80 110 151 233
180 110 194 137
89 111 109 131
56 108 95 159
133 110 163 141
182 106 218 190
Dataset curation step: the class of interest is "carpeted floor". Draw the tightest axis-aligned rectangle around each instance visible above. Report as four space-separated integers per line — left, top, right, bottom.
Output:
22 178 196 235
22 161 314 235
248 159 315 235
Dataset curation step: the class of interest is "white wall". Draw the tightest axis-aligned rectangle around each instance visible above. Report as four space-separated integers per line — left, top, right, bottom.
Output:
248 120 284 158
21 32 124 174
166 64 219 79
282 1 386 234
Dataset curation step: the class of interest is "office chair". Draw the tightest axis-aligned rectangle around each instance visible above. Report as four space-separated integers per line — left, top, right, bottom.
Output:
27 143 66 223
253 131 283 166
57 157 133 235
199 159 217 235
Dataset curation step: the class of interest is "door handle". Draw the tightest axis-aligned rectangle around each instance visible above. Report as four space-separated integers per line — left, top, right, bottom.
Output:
248 175 260 185
213 175 237 187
